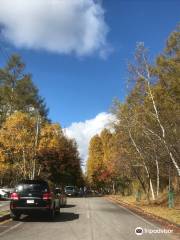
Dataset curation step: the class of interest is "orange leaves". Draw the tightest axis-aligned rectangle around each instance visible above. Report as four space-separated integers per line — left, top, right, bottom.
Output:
87 129 119 187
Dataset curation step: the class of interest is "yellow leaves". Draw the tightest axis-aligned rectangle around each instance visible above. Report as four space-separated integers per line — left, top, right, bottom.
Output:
0 112 37 178
39 123 62 151
0 149 9 174
0 112 36 151
0 111 82 184
87 130 120 186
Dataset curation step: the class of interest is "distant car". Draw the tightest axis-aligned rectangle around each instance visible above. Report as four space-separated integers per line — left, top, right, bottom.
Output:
2 187 14 194
0 189 8 200
10 180 60 220
65 186 78 197
55 188 67 207
1 187 14 199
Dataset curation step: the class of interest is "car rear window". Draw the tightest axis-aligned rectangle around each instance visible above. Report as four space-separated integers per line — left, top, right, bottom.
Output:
15 184 49 193
65 187 74 191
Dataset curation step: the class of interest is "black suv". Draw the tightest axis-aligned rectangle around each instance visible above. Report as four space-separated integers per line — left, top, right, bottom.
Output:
10 180 60 220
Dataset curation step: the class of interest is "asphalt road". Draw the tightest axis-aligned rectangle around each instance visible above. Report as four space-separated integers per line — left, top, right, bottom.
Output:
0 201 10 211
0 197 178 240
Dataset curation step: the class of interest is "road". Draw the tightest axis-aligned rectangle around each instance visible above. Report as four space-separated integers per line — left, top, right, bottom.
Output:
0 201 10 211
0 197 178 240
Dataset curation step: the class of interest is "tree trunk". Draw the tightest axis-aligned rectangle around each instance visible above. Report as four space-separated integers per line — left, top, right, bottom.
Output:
147 81 180 176
132 166 147 196
32 112 40 180
136 62 180 176
112 181 116 194
22 149 26 178
128 129 155 200
144 164 155 201
37 165 41 176
155 156 159 197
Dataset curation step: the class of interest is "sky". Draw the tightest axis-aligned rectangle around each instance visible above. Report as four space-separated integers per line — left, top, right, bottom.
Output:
0 0 179 165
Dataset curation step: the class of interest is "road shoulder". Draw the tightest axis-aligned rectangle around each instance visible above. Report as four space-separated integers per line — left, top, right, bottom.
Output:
106 195 180 235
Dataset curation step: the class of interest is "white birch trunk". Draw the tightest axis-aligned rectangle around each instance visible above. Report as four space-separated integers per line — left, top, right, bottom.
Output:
144 132 159 198
37 165 41 176
136 60 180 176
149 178 155 200
112 181 115 194
32 112 40 180
22 149 26 178
128 130 155 200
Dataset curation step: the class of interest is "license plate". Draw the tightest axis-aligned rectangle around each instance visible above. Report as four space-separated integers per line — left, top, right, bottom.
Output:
27 199 34 204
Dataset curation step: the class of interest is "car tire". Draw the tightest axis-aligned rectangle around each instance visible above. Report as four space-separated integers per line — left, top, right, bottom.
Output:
10 211 21 221
48 207 55 220
55 207 60 215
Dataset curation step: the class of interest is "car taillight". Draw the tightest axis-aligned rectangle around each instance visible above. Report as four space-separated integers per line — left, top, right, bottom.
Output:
43 192 52 200
10 192 19 200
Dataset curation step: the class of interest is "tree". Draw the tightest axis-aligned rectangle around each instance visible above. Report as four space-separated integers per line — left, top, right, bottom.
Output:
87 135 104 188
0 53 83 187
0 112 37 182
86 24 180 199
0 113 83 186
128 41 180 177
0 54 48 124
38 123 83 186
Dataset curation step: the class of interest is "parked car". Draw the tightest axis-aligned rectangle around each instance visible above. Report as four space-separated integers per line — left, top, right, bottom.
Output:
1 187 14 199
10 180 60 220
65 186 78 197
0 189 8 200
55 188 67 207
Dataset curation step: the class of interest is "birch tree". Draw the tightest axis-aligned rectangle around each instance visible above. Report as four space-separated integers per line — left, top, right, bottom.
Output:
128 42 180 176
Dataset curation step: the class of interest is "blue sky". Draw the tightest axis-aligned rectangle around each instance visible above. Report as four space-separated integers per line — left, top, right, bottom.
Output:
0 0 179 163
0 0 179 126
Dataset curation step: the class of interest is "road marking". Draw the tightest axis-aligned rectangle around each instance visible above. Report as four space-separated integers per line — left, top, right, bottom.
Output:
0 222 23 237
86 210 90 219
85 198 90 219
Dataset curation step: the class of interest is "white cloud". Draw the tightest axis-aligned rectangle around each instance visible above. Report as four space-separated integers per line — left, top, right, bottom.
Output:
0 0 110 57
64 112 116 168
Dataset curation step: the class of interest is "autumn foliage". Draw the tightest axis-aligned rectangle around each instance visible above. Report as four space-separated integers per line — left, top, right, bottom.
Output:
0 56 83 187
86 25 180 199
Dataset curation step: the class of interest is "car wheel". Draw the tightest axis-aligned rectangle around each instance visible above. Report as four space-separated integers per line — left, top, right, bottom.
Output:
10 211 21 221
55 207 60 215
48 207 55 220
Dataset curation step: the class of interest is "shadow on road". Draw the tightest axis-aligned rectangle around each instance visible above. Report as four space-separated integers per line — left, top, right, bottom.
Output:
58 212 79 222
64 204 76 208
20 212 79 223
68 195 103 199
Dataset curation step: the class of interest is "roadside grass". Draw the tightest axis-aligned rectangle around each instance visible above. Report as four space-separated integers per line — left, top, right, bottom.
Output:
142 206 180 225
110 194 180 225
0 210 9 217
